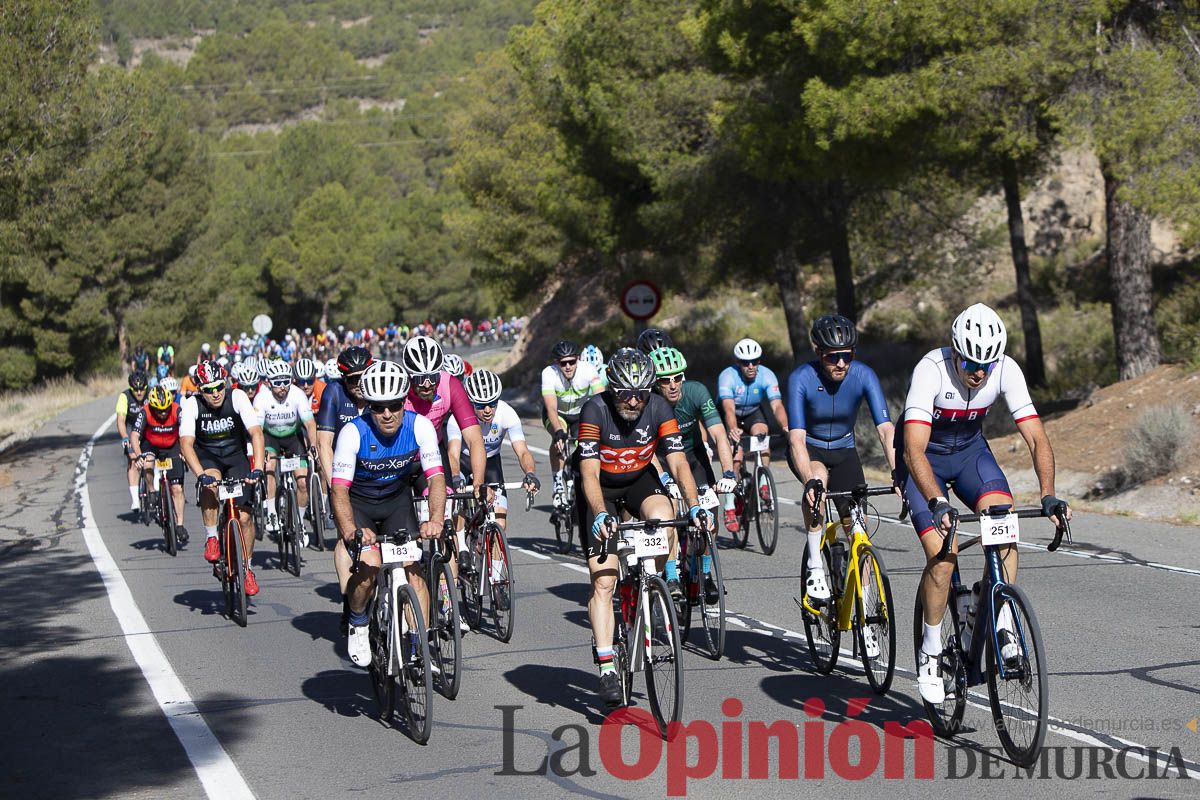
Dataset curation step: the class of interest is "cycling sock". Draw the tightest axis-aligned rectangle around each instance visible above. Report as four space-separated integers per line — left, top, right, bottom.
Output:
129 485 140 504
806 531 824 569
348 609 369 627
664 559 679 582
922 622 942 655
454 530 467 552
723 493 735 511
996 602 1015 634
596 646 615 675
205 525 218 539
490 561 503 583
701 555 712 576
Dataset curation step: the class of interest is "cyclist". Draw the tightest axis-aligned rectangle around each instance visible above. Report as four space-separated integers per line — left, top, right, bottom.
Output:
330 361 447 667
130 344 152 374
294 357 324 415
444 353 466 380
541 341 605 506
577 348 712 706
718 338 789 523
179 361 266 595
896 303 1071 704
199 342 212 364
786 314 896 604
255 360 318 539
129 386 188 545
180 365 200 398
117 371 150 514
650 346 736 603
581 344 607 387
635 327 672 355
317 346 373 493
157 341 175 372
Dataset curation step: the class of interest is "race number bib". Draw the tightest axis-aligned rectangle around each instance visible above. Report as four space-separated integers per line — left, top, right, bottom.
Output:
155 458 173 470
381 540 422 564
279 457 301 473
749 434 769 453
981 512 1019 546
218 483 243 500
699 487 720 511
634 528 669 559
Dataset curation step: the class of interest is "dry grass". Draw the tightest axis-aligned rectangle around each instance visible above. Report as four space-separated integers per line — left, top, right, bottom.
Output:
0 374 126 441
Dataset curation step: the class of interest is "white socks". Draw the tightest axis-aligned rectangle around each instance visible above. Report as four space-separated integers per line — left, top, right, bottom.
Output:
806 531 824 570
922 621 942 655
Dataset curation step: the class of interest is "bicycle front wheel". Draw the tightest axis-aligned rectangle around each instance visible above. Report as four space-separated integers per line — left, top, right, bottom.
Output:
642 575 684 738
227 518 248 628
286 485 303 576
162 485 177 557
458 540 483 631
800 547 839 673
488 525 515 643
755 466 779 555
912 589 965 736
397 583 433 744
308 475 326 551
855 547 896 695
138 473 151 526
698 530 726 660
985 584 1048 767
369 577 394 722
429 562 463 700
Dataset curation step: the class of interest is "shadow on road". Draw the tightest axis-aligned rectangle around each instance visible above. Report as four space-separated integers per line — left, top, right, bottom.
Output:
300 668 377 719
292 609 342 647
503 663 609 726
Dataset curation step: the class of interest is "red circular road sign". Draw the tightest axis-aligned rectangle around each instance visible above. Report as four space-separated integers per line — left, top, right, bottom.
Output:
620 280 661 321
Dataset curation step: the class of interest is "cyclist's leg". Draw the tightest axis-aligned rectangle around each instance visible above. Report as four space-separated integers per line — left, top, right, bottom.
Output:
196 450 223 534
801 446 834 589
822 445 866 536
163 444 187 525
746 408 771 467
227 454 257 560
263 434 280 503
628 469 675 579
955 443 1017 581
584 492 621 661
293 437 310 509
342 497 384 615
126 447 139 509
900 452 958 639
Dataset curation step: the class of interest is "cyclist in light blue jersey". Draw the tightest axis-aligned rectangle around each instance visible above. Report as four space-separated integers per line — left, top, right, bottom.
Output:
718 338 789 513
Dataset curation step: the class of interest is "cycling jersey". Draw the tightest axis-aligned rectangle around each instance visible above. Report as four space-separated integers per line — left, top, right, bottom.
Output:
718 365 782 418
253 385 313 438
180 389 259 459
331 410 442 501
786 360 891 450
307 379 325 415
540 363 602 420
404 372 477 441
669 380 722 454
316 380 362 435
447 400 524 458
578 393 685 487
133 404 181 450
898 348 1037 456
115 389 143 432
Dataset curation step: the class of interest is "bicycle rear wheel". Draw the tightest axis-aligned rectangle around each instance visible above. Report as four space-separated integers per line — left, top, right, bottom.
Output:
227 518 248 628
912 589 966 736
799 546 840 673
488 525 515 643
985 584 1048 767
642 575 684 738
855 547 895 695
754 467 779 555
697 531 726 660
429 562 463 700
397 583 433 744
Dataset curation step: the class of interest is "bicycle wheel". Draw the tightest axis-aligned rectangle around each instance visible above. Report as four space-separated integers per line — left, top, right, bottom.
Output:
754 467 780 555
286 484 303 576
227 518 248 628
429 561 463 700
218 510 234 616
799 546 840 673
458 531 483 631
308 474 326 551
985 584 1048 767
369 576 394 723
488 525 515 643
697 531 726 660
161 483 177 557
561 499 575 556
912 589 966 736
274 489 288 570
733 474 751 549
855 547 896 695
138 473 151 526
552 509 568 554
397 583 433 744
642 575 684 738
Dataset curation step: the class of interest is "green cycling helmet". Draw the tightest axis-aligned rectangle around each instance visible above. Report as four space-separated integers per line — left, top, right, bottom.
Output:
650 346 687 377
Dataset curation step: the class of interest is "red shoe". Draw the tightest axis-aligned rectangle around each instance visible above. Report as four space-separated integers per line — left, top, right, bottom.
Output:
724 508 740 533
244 569 260 597
204 537 220 562
759 484 772 505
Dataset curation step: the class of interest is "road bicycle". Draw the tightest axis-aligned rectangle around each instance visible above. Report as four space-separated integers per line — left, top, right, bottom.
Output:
306 451 327 552
452 485 522 643
549 437 578 555
350 528 435 744
596 517 689 738
729 434 779 554
142 454 181 556
205 477 253 628
915 502 1071 766
137 467 152 527
798 483 897 694
669 484 725 660
269 448 306 576
420 529 463 700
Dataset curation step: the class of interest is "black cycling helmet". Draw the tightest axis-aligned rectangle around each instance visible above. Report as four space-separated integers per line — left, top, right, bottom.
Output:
128 371 148 390
607 347 656 391
810 314 858 350
636 327 672 355
551 340 581 360
337 345 373 376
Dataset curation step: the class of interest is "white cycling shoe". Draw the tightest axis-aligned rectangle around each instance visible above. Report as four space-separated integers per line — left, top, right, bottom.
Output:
348 624 371 667
917 649 945 704
805 569 831 602
862 626 881 659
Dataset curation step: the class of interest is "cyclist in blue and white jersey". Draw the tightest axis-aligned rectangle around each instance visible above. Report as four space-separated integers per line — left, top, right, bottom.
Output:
718 338 790 513
330 361 446 667
786 315 896 604
897 303 1071 704
581 344 607 388
255 359 318 538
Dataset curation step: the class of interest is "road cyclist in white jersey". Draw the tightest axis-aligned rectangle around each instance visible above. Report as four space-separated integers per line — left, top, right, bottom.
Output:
541 340 605 504
894 303 1072 704
254 359 318 540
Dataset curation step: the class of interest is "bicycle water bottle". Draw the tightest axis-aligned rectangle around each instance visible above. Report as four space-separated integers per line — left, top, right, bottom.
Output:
619 581 634 624
830 542 847 586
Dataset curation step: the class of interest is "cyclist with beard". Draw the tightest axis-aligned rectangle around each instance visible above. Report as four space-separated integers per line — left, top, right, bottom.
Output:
541 341 604 506
317 346 372 491
117 371 150 514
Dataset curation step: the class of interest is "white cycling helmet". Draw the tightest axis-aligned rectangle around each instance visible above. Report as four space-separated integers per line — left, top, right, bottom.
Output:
443 353 465 378
229 362 248 385
323 358 341 381
255 357 269 379
265 359 292 385
463 368 503 405
402 335 444 375
188 364 198 379
159 376 179 394
294 357 317 381
951 303 1007 364
581 344 604 369
733 338 763 361
359 360 410 403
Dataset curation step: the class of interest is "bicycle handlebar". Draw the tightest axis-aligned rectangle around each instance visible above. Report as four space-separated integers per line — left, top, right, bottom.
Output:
348 527 415 574
596 517 692 564
934 502 1072 560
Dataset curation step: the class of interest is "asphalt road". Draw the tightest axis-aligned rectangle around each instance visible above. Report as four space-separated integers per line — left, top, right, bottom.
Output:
2 395 1198 799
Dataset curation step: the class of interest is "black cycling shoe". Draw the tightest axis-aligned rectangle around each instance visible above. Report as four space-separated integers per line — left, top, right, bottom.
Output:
703 575 720 605
494 585 510 611
599 672 623 707
176 525 189 547
666 578 684 602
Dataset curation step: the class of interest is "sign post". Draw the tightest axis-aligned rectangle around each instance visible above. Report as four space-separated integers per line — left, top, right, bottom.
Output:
620 280 661 335
252 314 273 338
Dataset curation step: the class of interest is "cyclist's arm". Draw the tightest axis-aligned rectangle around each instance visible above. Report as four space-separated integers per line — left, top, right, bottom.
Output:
303 418 318 457
542 392 564 434
1015 416 1059 505
177 398 203 475
511 439 537 477
665 449 700 509
901 421 941 504
706 421 735 474
720 398 740 436
787 428 815 484
446 417 464 479
579 458 606 518
768 396 789 432
501 408 536 475
116 394 129 439
329 426 359 539
876 422 897 471
318 431 335 485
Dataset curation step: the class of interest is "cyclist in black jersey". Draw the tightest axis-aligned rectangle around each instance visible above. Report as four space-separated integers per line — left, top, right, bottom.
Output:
577 348 713 707
117 371 150 514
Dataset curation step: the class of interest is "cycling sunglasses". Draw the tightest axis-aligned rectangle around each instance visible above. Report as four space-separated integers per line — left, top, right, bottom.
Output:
558 359 578 368
820 350 854 366
411 373 439 387
739 359 761 367
200 383 225 394
614 388 650 403
472 401 497 410
370 401 405 414
268 378 292 388
958 357 995 375
657 374 685 385
295 378 315 387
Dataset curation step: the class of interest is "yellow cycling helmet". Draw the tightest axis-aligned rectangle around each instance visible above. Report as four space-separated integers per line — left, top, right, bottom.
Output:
147 386 173 412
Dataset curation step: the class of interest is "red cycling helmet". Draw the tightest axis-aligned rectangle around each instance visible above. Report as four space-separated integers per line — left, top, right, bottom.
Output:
196 360 226 389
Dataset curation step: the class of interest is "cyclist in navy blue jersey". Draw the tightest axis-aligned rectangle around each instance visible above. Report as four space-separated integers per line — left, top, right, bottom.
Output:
316 346 373 490
786 315 896 603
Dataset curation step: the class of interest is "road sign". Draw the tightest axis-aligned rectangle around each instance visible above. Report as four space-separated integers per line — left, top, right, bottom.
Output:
620 280 661 321
252 314 273 336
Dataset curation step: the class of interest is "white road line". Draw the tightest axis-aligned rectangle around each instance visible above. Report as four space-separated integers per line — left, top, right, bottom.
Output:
76 414 256 800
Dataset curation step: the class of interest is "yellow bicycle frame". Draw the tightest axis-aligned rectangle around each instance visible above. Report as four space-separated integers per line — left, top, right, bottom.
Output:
802 519 889 634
